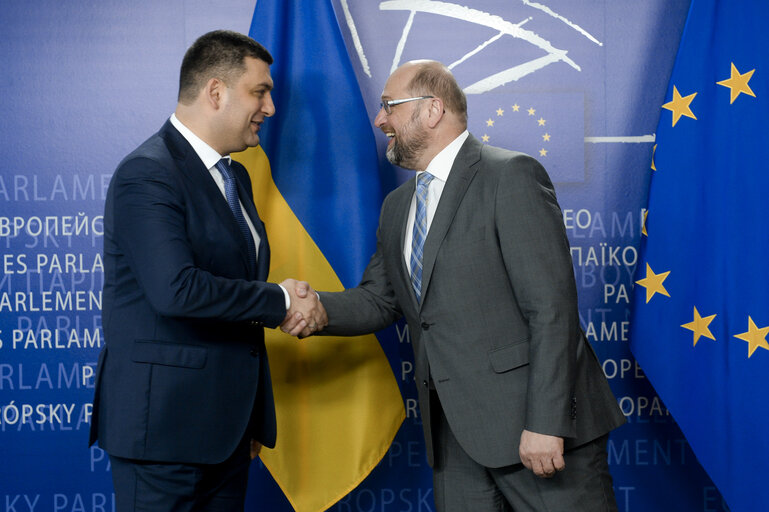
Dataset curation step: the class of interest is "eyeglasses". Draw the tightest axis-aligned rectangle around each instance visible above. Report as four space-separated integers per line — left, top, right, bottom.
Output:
379 96 434 115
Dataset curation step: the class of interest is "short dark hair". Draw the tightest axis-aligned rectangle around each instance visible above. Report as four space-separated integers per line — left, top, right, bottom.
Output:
178 30 273 104
407 62 467 126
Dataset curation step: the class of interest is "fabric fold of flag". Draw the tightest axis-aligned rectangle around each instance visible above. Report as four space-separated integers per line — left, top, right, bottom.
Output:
235 1 405 511
630 2 769 511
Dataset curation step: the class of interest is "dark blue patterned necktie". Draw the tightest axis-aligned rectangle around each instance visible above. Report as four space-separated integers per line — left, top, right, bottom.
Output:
215 158 257 272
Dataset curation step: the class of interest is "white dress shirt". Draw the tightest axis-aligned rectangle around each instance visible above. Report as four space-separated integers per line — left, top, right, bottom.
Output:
404 130 470 273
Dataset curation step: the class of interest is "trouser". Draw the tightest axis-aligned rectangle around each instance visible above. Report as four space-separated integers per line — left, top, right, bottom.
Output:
432 396 618 512
109 436 251 512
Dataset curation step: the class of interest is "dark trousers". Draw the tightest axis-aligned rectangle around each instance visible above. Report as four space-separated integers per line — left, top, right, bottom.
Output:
432 396 618 512
109 437 251 512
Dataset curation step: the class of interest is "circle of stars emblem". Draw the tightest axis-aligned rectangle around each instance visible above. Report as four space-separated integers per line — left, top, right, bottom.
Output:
481 103 550 159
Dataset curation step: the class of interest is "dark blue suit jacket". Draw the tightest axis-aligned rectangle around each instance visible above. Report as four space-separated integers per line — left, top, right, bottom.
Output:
89 121 287 464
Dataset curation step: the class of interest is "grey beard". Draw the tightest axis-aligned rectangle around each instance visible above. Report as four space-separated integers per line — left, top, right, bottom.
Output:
385 107 428 169
385 131 427 170
385 141 405 167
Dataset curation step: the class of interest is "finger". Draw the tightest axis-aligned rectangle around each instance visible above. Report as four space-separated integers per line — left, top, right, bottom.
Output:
312 312 327 330
539 457 557 478
553 453 566 473
299 319 320 338
283 310 303 325
294 281 310 298
537 459 555 478
280 312 303 333
287 319 307 337
309 311 325 329
318 306 328 327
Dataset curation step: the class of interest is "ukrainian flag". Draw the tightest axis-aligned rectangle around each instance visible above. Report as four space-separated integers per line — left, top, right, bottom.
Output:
630 1 769 510
234 1 405 511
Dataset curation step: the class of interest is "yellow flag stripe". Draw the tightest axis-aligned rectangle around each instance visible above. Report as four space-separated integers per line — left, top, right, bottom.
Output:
235 146 405 512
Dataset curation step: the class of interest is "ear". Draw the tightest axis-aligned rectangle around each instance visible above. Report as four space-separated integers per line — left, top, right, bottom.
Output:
204 77 226 110
425 97 444 129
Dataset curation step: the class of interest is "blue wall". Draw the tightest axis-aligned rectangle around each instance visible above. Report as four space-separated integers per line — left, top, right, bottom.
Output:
2 1 731 511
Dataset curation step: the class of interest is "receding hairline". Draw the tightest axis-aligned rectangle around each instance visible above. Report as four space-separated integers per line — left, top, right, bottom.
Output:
399 60 468 124
408 59 449 75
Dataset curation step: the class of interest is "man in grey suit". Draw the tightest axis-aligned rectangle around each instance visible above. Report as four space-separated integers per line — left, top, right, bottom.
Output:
287 60 625 511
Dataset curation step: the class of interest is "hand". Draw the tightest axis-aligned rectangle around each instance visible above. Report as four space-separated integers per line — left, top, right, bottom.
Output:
279 279 327 337
518 429 565 478
292 282 327 338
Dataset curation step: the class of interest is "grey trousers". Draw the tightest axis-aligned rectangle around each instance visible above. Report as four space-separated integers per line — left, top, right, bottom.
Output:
432 399 618 512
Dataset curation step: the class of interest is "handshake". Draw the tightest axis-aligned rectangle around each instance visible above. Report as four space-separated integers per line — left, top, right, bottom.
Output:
279 279 327 338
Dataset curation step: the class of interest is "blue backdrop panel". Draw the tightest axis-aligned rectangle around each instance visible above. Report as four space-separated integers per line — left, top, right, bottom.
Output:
1 1 732 511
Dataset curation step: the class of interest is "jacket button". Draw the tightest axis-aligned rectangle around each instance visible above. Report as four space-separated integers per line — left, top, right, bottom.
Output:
250 320 263 327
421 322 430 330
422 380 429 387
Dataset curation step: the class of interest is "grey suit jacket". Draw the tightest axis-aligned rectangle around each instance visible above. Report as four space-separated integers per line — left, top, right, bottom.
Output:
319 134 625 468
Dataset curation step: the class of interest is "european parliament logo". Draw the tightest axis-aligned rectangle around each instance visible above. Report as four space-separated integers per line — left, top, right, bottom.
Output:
467 92 585 182
338 1 598 182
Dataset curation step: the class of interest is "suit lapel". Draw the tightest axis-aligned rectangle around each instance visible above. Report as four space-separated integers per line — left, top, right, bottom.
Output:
418 136 482 308
393 180 419 311
161 122 257 278
237 178 270 280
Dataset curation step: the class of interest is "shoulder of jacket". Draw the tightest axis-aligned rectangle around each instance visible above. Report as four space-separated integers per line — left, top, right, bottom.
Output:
119 132 174 169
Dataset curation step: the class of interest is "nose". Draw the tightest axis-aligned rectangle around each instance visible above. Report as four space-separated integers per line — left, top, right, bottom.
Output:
374 107 387 128
263 91 276 117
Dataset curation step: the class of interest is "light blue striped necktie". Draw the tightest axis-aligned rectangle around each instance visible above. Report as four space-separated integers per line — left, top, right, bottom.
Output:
410 171 435 302
215 158 257 274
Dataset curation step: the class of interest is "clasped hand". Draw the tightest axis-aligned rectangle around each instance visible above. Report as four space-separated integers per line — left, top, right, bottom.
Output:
279 279 327 337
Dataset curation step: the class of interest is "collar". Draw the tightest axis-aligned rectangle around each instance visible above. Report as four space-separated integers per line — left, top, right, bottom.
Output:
169 114 230 168
420 130 469 183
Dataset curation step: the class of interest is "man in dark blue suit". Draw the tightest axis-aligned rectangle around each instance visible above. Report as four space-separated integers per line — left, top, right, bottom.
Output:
89 30 326 511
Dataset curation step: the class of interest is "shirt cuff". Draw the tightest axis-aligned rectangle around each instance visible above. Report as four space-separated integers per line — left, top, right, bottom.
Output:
278 284 291 310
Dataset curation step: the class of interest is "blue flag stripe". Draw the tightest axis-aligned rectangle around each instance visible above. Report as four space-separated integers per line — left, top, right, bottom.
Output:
249 0 382 288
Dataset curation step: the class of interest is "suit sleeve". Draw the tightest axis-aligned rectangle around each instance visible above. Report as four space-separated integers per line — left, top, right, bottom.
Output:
108 156 287 328
318 204 402 335
495 154 579 438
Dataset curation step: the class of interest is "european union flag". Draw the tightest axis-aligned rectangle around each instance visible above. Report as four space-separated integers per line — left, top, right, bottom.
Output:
630 1 769 510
